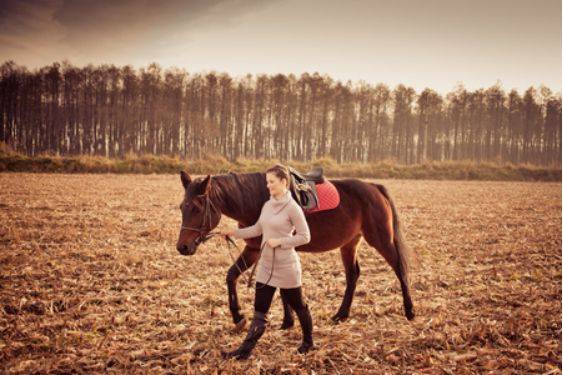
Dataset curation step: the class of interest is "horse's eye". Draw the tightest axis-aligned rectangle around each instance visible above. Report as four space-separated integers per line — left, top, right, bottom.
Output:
191 198 204 210
182 202 199 213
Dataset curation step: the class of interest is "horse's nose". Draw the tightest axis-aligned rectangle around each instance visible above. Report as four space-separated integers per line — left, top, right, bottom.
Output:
177 242 196 256
177 243 188 255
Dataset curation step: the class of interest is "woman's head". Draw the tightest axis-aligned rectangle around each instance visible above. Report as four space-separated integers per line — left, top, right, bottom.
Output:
266 164 290 196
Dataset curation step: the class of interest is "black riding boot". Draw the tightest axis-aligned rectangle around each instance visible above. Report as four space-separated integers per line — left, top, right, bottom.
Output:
222 311 267 360
295 304 314 353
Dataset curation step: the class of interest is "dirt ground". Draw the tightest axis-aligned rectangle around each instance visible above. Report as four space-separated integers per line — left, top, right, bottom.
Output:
0 173 561 374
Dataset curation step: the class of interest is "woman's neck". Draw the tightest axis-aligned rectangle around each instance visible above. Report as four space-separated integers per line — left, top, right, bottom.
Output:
273 189 288 200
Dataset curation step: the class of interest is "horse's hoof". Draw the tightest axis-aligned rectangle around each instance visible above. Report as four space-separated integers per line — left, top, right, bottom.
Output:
405 309 415 321
233 317 247 331
331 312 349 323
280 319 294 330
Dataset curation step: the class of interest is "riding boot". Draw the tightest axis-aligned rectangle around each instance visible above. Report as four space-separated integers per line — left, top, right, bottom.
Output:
222 311 267 360
295 303 314 354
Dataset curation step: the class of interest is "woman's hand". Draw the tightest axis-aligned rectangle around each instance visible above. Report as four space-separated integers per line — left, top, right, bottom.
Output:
267 238 282 248
220 228 236 237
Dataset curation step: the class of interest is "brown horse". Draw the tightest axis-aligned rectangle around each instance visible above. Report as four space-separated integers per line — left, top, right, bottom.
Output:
176 171 415 329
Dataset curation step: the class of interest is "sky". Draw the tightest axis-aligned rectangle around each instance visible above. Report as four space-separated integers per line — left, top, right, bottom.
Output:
0 0 561 94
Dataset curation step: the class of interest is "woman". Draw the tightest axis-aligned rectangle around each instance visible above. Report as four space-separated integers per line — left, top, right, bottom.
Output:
220 164 314 360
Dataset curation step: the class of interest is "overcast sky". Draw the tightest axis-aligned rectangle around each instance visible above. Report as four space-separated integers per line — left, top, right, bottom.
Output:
0 0 561 94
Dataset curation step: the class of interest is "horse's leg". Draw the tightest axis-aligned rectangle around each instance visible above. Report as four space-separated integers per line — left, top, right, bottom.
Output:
369 239 414 320
280 293 295 329
226 246 259 326
361 204 415 321
332 234 362 323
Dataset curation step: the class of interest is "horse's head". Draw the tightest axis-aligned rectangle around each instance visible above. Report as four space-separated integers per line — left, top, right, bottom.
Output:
176 171 221 256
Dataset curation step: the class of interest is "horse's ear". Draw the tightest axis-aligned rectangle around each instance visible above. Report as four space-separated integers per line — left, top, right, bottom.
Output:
180 171 191 189
202 174 212 195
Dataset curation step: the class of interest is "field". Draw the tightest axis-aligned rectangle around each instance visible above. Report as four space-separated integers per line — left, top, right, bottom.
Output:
1 173 561 374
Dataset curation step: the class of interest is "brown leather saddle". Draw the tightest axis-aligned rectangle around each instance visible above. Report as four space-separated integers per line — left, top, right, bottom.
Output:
287 166 325 211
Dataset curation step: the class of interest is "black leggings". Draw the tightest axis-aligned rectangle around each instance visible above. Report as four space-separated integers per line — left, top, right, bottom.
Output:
254 282 307 314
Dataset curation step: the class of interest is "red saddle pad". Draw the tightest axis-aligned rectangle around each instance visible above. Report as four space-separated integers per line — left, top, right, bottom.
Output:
304 180 340 214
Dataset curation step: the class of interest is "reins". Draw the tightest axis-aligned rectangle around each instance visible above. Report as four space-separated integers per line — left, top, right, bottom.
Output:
180 222 257 287
200 231 272 289
179 193 288 289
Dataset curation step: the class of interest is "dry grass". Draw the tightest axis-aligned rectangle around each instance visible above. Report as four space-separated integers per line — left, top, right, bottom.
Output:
0 173 561 374
0 145 560 181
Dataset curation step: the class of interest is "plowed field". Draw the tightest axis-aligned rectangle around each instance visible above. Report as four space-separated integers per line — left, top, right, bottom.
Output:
1 174 561 374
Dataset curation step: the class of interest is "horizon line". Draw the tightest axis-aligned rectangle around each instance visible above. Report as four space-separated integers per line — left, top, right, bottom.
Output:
2 59 561 97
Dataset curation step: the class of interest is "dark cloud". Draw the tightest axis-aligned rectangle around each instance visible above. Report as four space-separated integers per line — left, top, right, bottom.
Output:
0 0 61 36
0 0 276 62
0 0 271 39
52 0 222 32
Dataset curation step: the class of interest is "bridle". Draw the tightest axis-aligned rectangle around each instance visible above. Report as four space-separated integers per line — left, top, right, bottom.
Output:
178 192 269 288
180 194 221 246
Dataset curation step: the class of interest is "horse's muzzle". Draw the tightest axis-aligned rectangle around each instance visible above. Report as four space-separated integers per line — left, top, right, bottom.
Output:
177 242 196 256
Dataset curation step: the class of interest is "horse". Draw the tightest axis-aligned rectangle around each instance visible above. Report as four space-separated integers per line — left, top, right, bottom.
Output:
176 170 415 329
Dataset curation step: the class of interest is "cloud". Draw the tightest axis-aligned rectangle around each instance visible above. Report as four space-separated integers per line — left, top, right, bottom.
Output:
0 0 276 65
0 36 27 51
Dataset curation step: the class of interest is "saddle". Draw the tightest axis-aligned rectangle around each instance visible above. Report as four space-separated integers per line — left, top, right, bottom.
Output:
288 166 325 211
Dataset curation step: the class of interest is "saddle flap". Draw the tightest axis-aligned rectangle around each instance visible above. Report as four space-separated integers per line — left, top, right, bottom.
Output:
289 177 319 211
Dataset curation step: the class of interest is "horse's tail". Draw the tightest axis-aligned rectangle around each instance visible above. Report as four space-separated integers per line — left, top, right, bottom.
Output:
372 183 415 286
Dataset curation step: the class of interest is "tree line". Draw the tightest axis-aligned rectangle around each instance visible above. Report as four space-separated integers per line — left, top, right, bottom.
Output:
0 60 560 166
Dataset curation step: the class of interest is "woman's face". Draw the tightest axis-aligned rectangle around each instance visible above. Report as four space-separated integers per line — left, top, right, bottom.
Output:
266 172 287 196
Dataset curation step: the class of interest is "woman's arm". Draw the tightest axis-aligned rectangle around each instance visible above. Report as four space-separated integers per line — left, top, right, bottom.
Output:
279 203 311 249
231 221 263 240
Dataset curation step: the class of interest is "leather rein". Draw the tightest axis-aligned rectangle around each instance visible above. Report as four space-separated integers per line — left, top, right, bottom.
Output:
179 194 256 286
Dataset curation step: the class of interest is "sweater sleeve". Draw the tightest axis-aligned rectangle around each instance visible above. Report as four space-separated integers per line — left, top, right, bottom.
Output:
232 221 263 240
279 203 311 249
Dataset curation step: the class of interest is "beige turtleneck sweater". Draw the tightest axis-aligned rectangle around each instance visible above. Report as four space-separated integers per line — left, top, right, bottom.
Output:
232 189 311 288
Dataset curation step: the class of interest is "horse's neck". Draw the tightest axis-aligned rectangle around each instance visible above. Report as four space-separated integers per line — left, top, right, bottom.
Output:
215 200 247 224
211 173 265 225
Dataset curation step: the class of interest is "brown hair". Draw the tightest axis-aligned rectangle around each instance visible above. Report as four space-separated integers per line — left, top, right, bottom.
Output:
266 164 290 188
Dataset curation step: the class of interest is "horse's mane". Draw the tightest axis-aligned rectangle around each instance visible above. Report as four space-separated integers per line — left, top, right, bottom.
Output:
210 172 269 220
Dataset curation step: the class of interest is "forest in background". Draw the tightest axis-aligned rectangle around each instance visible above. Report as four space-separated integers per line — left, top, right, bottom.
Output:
0 60 561 167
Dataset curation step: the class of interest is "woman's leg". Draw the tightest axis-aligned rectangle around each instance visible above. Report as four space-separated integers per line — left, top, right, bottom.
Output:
280 286 306 311
254 282 277 314
222 282 277 360
280 287 314 353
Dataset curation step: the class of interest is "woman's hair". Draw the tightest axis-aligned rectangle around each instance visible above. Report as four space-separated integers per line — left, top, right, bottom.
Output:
266 164 290 188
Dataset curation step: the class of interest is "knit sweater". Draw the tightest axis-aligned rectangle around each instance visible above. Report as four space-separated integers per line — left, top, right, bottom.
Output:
232 189 311 288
